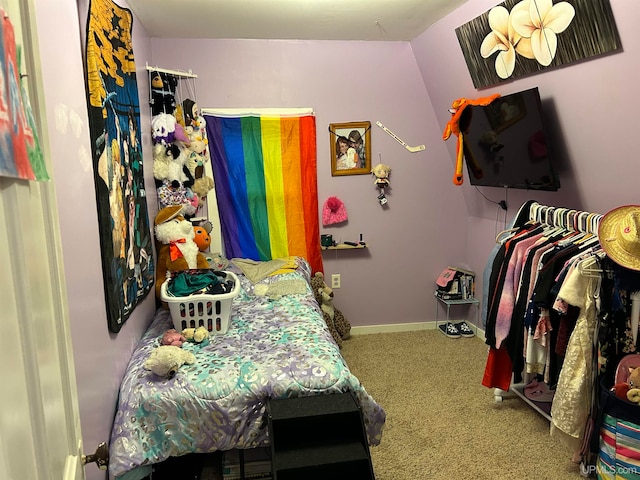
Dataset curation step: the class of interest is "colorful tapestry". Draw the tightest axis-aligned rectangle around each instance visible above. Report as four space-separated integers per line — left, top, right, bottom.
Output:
85 0 154 332
204 113 323 274
0 10 48 181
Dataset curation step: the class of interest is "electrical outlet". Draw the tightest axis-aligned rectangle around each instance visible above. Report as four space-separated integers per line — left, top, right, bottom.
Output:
331 274 341 289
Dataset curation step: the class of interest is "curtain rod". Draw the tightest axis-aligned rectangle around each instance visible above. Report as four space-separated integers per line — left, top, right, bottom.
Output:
201 107 314 117
145 62 197 78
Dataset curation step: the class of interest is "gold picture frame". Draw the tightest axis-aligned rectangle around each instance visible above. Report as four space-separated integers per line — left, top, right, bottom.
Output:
329 121 371 176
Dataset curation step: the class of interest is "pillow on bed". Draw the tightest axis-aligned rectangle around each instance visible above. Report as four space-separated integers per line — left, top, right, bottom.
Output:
229 256 313 296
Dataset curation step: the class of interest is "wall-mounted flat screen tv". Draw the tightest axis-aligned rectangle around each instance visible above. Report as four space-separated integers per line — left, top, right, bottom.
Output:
459 87 560 191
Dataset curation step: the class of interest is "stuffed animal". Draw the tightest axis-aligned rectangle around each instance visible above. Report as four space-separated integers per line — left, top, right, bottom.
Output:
371 163 391 189
144 345 195 379
612 365 640 403
151 113 177 146
183 150 214 199
627 366 640 404
161 328 187 347
442 94 501 185
182 326 210 344
154 205 209 302
149 71 177 116
153 143 190 188
186 126 209 158
310 272 351 348
182 99 201 130
193 222 212 252
157 181 199 218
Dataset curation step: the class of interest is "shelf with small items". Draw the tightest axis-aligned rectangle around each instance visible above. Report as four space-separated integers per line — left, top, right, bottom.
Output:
321 243 367 250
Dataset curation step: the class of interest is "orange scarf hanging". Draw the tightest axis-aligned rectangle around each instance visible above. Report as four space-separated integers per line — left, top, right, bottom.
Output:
442 94 500 186
169 239 186 261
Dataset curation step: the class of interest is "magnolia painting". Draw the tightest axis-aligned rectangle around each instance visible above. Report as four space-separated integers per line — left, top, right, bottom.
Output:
456 0 621 89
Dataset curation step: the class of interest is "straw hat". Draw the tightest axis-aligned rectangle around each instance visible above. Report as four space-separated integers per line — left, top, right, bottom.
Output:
598 205 640 271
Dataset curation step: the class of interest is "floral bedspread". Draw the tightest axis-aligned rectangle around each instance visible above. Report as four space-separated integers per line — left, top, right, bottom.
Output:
109 261 386 480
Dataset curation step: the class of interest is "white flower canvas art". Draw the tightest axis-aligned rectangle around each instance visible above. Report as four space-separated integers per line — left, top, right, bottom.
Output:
456 0 621 89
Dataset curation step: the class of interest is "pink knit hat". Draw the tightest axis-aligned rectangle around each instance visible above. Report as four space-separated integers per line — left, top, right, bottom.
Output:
322 196 348 226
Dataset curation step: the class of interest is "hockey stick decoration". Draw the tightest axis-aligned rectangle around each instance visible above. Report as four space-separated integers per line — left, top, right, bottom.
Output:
376 121 425 153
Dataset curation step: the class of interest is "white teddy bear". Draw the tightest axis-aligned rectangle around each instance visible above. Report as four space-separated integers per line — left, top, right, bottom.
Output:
144 345 196 378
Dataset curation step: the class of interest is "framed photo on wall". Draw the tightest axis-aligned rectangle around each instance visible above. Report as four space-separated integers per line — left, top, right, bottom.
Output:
329 121 371 176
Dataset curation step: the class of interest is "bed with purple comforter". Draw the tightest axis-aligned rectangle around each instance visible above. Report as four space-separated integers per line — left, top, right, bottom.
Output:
108 258 386 480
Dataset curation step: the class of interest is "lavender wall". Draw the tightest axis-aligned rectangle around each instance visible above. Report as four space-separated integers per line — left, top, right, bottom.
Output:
32 1 640 479
35 2 156 479
150 38 472 327
411 0 639 287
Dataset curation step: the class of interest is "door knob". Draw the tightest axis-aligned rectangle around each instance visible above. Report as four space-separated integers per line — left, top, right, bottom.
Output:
82 442 108 470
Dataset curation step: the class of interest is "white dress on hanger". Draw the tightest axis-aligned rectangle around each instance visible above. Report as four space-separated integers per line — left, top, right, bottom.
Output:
550 265 599 453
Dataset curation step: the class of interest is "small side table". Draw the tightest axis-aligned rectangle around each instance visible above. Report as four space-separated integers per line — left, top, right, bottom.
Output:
434 292 480 333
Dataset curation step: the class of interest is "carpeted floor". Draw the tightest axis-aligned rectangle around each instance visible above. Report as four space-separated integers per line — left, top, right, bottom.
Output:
340 329 585 480
153 329 586 480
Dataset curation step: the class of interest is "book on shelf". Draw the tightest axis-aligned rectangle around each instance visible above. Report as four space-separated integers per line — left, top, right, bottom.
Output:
435 290 463 301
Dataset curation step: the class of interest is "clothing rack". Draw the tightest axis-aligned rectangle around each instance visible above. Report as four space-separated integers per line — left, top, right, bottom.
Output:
526 202 603 235
492 201 606 419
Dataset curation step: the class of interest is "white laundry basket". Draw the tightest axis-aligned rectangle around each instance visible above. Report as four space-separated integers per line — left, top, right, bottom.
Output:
160 270 240 334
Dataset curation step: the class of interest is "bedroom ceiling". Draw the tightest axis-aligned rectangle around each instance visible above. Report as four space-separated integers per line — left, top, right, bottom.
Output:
126 0 471 41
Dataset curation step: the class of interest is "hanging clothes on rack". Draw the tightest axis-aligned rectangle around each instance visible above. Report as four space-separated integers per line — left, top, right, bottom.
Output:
484 201 640 474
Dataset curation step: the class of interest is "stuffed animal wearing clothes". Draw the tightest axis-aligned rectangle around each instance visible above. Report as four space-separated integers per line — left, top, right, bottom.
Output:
310 272 351 348
154 205 209 302
371 163 391 189
144 345 195 379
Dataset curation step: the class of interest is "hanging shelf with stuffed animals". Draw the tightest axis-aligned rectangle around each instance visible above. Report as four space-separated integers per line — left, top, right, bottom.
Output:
146 63 215 222
145 64 221 260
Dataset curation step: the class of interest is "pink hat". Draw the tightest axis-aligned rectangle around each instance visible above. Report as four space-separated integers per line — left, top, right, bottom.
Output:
322 196 348 226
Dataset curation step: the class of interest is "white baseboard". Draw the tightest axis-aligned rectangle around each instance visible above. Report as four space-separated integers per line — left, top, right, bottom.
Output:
351 321 486 340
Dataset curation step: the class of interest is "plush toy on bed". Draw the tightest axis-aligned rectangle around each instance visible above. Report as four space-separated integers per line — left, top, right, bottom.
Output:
161 329 187 347
182 326 210 346
144 345 195 379
154 205 210 302
310 272 351 348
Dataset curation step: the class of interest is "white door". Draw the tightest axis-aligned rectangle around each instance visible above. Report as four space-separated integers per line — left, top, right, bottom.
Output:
0 0 84 479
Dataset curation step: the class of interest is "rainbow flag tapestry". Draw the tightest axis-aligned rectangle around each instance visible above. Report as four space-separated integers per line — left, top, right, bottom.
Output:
204 113 323 274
